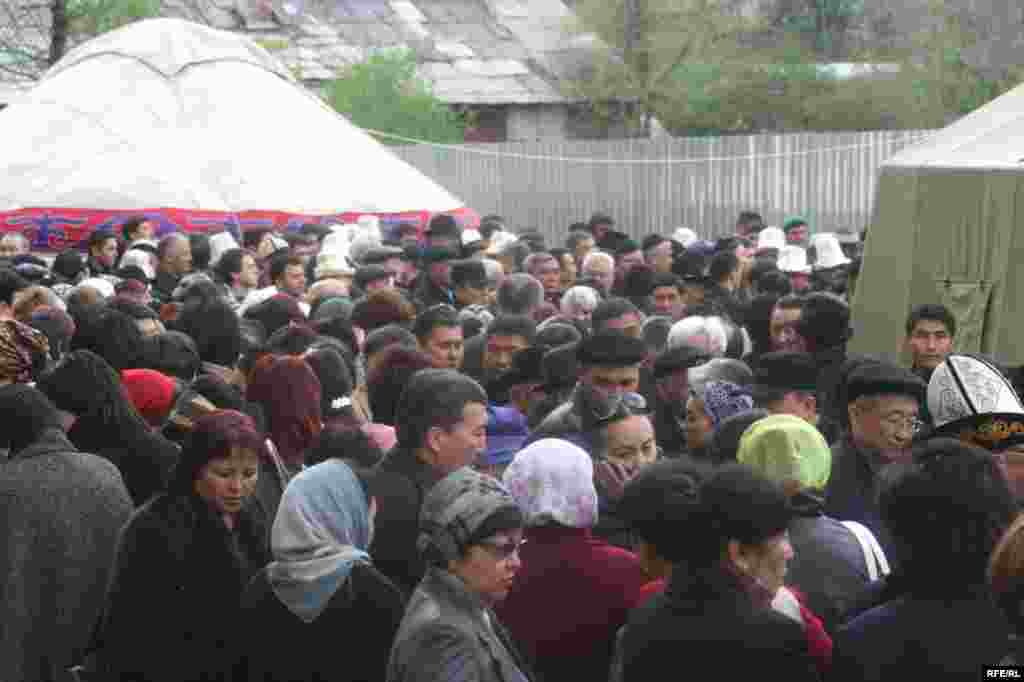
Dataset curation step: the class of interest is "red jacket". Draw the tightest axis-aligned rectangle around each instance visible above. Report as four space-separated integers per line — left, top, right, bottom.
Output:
496 525 646 682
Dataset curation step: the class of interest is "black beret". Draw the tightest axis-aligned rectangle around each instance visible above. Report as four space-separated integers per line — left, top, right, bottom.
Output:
754 351 818 393
449 259 487 289
489 345 548 397
576 331 647 368
653 344 712 380
846 361 926 405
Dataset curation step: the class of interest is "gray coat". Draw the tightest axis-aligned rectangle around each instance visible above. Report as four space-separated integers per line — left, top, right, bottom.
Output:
0 428 133 682
387 567 533 682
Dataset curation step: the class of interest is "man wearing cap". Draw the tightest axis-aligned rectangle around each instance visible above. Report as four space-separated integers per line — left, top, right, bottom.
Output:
486 345 547 417
783 216 810 247
824 361 926 555
927 353 1024 499
753 351 820 425
412 247 457 310
526 332 648 449
651 345 712 456
424 214 461 252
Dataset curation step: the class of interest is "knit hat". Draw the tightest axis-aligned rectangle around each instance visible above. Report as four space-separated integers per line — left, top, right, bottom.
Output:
121 368 178 427
701 380 754 430
418 467 523 564
737 414 831 491
928 353 1024 451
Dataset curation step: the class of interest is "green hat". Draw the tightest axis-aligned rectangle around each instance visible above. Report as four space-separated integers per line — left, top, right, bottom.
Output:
782 216 808 233
737 414 830 491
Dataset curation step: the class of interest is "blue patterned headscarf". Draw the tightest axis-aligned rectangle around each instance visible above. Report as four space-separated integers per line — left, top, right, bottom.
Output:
266 459 371 623
702 380 754 431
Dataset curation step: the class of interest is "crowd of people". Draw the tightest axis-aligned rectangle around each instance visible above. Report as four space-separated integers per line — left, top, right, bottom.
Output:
1 208 1023 682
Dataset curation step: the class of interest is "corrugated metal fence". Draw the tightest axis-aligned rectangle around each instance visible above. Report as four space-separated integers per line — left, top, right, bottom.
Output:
392 129 935 241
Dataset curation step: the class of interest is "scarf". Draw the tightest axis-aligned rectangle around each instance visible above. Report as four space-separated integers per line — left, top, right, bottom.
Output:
266 459 371 623
502 438 598 529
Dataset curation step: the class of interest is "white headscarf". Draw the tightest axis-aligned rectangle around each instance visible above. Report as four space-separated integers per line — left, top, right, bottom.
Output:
503 438 598 529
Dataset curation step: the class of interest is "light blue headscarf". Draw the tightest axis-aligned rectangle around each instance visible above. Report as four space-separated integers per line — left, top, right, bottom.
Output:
266 459 371 623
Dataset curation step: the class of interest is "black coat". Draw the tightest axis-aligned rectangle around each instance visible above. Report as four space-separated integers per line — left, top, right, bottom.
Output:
67 415 180 507
95 492 270 682
237 562 406 682
619 567 820 682
832 586 1010 681
369 446 444 597
823 437 897 560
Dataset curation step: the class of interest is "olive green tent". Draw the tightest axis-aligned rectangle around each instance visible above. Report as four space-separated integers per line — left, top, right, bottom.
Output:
850 84 1024 366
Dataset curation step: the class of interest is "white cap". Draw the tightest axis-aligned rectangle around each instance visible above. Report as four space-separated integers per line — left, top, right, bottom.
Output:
928 354 1024 431
118 249 156 280
777 245 811 274
672 227 698 247
208 232 240 268
462 228 482 246
811 233 851 269
755 227 786 253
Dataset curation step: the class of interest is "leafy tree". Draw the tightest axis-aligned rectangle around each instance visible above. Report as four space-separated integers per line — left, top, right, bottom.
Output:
564 0 759 134
327 49 465 145
0 0 159 79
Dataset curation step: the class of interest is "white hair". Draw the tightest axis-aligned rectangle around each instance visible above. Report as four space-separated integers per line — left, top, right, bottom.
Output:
118 248 156 280
560 285 599 316
581 250 614 272
1 232 30 253
668 316 729 357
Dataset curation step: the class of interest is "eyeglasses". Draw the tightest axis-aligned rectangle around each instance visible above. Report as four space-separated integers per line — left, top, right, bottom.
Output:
590 391 648 425
477 537 526 561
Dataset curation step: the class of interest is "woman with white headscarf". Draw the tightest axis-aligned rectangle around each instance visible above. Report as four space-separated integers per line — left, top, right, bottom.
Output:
495 439 646 682
237 458 405 682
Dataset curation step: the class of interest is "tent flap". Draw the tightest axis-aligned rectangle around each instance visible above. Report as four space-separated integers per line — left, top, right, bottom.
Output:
937 279 992 355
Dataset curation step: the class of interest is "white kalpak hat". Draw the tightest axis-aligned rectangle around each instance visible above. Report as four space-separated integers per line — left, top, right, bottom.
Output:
810 233 851 270
777 245 811 274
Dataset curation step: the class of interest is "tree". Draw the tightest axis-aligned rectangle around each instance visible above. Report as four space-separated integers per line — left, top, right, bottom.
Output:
564 0 761 134
776 0 865 59
0 0 159 80
326 49 465 145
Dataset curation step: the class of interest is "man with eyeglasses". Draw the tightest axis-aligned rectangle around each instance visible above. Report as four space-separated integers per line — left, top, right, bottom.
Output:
824 361 926 556
525 332 648 449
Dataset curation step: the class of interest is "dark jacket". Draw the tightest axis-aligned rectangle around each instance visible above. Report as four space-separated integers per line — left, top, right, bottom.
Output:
238 562 406 682
67 415 180 506
370 446 445 596
619 566 821 682
387 567 533 682
832 585 1010 681
785 493 873 633
823 437 897 559
412 275 453 311
495 526 645 682
151 269 182 307
0 429 133 682
810 345 849 444
95 492 270 682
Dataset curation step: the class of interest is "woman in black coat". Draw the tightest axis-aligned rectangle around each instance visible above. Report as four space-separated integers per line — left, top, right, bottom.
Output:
37 349 180 505
93 410 271 682
237 457 405 682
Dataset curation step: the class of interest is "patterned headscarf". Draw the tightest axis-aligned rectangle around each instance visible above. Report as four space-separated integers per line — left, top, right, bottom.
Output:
502 438 598 529
0 319 49 384
702 380 754 431
266 459 372 623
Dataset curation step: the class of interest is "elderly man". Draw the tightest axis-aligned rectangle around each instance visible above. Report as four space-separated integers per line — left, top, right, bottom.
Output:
824 361 926 556
581 251 615 297
524 251 563 305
